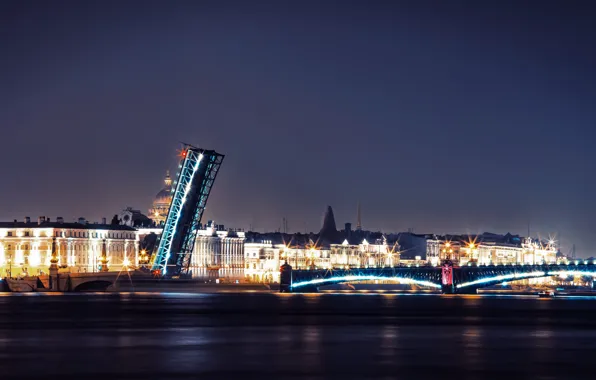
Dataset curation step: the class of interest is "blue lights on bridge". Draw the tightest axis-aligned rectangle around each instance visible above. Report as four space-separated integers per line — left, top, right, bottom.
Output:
291 275 442 289
547 271 596 278
152 150 204 274
456 271 546 289
456 270 596 289
288 264 596 293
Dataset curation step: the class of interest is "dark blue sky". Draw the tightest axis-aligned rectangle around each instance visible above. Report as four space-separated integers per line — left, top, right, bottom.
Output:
1 0 595 255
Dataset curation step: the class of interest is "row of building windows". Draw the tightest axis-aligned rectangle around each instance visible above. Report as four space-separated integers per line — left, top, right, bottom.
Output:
1 230 135 239
53 231 135 239
1 243 130 252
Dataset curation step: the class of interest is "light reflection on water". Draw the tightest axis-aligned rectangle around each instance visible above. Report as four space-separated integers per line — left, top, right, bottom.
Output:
0 292 595 379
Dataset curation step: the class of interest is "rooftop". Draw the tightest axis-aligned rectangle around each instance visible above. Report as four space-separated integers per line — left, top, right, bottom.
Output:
0 221 136 231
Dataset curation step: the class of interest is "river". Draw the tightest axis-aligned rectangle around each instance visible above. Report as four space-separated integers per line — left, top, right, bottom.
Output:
1 292 596 379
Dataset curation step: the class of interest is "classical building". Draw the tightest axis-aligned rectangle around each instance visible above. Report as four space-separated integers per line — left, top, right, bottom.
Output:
188 221 246 281
329 236 399 269
426 233 558 266
144 171 247 280
0 217 139 277
243 235 397 283
119 207 153 227
244 241 285 283
148 171 173 226
242 206 400 283
426 237 461 266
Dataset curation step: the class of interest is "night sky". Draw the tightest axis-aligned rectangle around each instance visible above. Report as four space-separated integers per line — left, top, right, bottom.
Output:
1 1 595 256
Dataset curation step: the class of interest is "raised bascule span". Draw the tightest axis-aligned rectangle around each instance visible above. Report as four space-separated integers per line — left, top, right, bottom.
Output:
151 145 224 276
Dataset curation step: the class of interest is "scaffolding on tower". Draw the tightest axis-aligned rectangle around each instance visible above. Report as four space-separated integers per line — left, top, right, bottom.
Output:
151 144 225 276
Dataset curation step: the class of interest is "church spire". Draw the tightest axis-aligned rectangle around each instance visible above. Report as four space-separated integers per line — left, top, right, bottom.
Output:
320 205 337 233
356 202 362 231
164 170 172 187
319 205 339 242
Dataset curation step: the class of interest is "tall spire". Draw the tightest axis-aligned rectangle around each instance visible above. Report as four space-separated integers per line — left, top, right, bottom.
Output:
356 202 362 231
321 206 337 233
319 206 339 242
164 170 172 187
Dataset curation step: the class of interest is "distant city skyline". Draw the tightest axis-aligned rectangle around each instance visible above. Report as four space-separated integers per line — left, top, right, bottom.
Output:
1 1 594 257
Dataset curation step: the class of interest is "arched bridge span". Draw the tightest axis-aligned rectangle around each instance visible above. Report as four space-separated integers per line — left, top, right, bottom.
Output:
285 263 596 293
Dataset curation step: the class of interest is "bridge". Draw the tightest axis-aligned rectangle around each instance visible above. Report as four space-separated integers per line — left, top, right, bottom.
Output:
282 261 596 293
1 272 125 292
151 144 224 277
45 272 124 291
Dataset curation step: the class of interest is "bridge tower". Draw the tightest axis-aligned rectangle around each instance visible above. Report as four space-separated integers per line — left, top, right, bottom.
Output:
151 145 225 276
279 262 292 292
441 261 454 294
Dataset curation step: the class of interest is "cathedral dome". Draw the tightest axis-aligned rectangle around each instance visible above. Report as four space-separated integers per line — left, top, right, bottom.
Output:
154 188 172 205
149 171 173 225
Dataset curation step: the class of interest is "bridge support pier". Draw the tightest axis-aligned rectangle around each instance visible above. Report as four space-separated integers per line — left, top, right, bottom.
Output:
279 262 293 293
441 261 455 294
49 261 60 291
441 285 455 294
48 238 60 291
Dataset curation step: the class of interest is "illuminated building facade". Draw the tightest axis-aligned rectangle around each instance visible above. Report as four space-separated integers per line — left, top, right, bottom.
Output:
242 206 402 283
244 241 285 283
243 236 398 283
245 240 336 283
0 217 139 277
136 221 246 281
189 221 245 281
520 237 558 264
329 237 399 268
426 237 461 266
148 171 173 226
426 233 558 266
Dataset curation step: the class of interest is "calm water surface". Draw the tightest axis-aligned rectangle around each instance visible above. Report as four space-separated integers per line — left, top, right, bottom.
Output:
1 292 596 380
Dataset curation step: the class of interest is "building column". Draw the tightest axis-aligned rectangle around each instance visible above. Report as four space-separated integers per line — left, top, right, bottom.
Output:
100 239 109 272
67 241 73 267
49 238 59 290
0 242 6 277
125 241 131 267
199 238 203 266
236 240 240 268
134 240 139 266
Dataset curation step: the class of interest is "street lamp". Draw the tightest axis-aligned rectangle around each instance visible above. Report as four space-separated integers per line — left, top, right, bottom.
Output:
139 249 149 266
468 243 476 263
